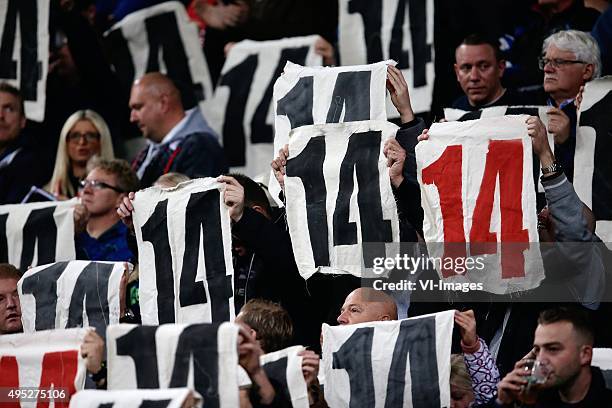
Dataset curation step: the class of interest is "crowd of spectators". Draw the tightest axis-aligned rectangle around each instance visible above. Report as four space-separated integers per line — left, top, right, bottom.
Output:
1 0 611 407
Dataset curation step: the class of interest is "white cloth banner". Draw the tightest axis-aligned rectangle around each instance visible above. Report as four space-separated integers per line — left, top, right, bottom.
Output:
0 199 76 270
0 328 88 407
593 348 612 370
416 116 545 294
107 323 239 408
18 261 127 337
593 348 612 390
574 76 612 244
444 105 555 191
104 1 213 114
132 178 234 325
203 35 322 177
260 345 309 408
338 0 434 115
70 389 203 408
0 0 49 121
284 120 400 279
270 60 393 203
322 310 454 407
444 106 550 123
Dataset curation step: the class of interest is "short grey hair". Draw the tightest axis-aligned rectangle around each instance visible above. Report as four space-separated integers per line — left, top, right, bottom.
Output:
543 30 601 79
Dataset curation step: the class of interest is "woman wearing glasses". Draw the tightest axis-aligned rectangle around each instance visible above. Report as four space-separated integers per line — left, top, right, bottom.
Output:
45 110 115 199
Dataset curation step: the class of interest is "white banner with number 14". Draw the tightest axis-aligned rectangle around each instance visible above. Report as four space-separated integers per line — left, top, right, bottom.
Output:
416 115 544 294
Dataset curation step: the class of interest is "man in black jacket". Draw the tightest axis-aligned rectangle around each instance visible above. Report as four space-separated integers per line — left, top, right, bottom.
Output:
451 34 531 112
495 306 612 407
218 174 321 350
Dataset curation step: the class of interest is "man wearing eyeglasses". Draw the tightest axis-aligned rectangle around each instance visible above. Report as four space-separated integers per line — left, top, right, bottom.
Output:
75 158 139 263
540 30 601 182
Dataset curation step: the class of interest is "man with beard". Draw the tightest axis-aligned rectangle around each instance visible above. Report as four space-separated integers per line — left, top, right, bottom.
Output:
495 307 612 407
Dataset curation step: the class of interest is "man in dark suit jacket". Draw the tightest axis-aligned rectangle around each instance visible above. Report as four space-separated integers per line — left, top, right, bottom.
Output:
0 83 47 204
129 72 227 188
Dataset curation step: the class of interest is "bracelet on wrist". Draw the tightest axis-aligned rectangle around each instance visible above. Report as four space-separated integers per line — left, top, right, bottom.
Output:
461 338 480 354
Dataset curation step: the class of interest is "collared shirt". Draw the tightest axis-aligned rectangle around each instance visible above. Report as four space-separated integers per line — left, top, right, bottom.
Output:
547 97 575 109
0 147 22 170
136 112 190 179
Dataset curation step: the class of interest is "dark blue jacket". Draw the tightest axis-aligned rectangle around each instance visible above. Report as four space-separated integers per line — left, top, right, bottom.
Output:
76 221 135 263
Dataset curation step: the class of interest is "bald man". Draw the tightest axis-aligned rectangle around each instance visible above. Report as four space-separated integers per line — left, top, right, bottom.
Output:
129 72 227 188
337 288 398 325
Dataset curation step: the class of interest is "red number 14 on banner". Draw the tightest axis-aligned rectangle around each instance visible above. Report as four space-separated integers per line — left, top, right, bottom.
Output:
422 139 529 279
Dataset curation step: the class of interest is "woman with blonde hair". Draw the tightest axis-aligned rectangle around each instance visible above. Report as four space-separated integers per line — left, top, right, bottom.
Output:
450 354 475 408
46 110 114 198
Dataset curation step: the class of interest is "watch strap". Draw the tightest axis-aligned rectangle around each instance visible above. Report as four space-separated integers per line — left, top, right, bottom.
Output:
541 162 561 175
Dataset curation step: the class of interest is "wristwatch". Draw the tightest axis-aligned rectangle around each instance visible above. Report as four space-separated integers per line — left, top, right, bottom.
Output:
89 361 107 389
541 161 562 175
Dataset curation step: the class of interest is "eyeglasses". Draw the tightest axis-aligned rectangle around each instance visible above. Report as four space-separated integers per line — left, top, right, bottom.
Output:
67 132 100 143
538 57 586 70
79 179 124 193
